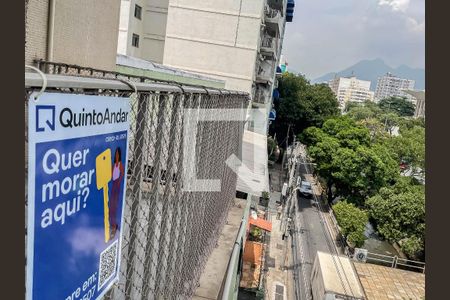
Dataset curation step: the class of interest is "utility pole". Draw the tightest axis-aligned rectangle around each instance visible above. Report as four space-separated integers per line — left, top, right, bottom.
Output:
281 136 299 270
384 99 393 133
281 187 297 270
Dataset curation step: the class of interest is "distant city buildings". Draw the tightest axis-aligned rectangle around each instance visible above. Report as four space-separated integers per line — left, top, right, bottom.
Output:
328 76 375 110
374 72 415 102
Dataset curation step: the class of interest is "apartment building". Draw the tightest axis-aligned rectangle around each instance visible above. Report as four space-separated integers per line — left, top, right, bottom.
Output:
328 76 375 110
374 72 415 102
118 0 295 135
25 0 121 71
117 0 168 63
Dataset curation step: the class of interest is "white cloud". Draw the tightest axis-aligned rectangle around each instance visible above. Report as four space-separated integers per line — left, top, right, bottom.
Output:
282 0 424 78
406 17 425 32
378 0 410 12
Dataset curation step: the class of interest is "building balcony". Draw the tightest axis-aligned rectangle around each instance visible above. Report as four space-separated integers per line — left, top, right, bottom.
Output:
260 35 278 60
267 0 284 11
253 84 271 106
264 6 282 34
255 60 275 85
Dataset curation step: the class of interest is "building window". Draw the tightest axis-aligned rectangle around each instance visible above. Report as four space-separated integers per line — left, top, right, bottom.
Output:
134 4 142 20
132 34 140 48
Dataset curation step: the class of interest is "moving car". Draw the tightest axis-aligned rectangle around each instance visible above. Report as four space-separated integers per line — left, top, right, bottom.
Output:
299 180 313 198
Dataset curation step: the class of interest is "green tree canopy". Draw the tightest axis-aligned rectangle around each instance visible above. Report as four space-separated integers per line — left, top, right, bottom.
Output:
332 201 368 247
384 125 425 177
331 145 398 203
366 177 425 259
300 117 399 204
346 100 383 120
378 96 415 117
271 73 340 145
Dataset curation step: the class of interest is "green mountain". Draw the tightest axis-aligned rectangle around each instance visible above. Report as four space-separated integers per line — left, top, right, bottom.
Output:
312 58 425 91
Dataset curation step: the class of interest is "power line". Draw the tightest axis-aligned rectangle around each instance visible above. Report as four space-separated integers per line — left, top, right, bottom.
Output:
299 147 357 298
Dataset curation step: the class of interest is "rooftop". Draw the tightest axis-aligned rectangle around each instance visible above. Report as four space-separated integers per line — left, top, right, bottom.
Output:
315 251 366 299
192 198 248 300
116 54 225 88
353 262 425 300
240 241 264 289
236 130 270 196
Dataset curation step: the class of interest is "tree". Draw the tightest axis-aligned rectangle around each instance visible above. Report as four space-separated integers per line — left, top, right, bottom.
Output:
299 126 327 146
332 201 368 247
384 125 425 177
346 100 383 120
379 112 401 136
398 116 425 131
378 96 415 117
267 136 280 162
357 118 387 142
302 117 398 204
331 145 398 204
271 73 340 145
366 177 425 259
308 134 341 201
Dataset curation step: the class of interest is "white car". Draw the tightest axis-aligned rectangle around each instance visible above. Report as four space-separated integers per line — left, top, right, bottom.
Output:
299 181 313 198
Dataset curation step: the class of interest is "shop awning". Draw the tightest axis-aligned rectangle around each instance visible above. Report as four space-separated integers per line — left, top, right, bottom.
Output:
236 130 270 196
249 218 272 232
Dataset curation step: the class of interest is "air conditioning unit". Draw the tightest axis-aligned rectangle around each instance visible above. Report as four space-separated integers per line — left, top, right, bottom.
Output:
353 248 368 263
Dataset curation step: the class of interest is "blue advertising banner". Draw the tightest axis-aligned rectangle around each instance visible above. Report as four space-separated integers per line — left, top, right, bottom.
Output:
26 92 131 300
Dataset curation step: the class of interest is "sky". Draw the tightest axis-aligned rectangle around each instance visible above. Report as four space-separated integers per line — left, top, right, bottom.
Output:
282 0 425 79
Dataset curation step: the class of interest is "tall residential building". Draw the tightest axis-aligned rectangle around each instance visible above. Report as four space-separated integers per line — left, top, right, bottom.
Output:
374 72 415 102
118 0 295 135
328 76 375 109
117 0 169 64
25 0 121 71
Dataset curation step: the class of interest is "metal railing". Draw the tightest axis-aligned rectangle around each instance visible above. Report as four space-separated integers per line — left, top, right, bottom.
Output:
264 5 281 19
261 36 277 52
25 63 250 300
254 87 269 105
255 61 275 84
362 252 425 274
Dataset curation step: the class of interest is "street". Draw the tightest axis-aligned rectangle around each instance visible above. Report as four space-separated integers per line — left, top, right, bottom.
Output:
289 147 340 300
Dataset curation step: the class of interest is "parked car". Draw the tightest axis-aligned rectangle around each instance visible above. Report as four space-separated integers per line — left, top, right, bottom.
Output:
299 180 313 198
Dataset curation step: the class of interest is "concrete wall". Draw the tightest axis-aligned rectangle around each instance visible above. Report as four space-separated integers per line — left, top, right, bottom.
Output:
52 0 121 70
162 0 265 93
25 0 49 66
25 0 121 71
142 0 168 63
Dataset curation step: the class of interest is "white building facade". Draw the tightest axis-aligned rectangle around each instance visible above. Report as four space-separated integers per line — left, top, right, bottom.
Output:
117 0 169 64
374 72 415 102
117 0 294 136
328 76 375 110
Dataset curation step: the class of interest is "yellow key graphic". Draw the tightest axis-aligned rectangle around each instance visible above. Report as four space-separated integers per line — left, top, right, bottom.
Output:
96 149 112 243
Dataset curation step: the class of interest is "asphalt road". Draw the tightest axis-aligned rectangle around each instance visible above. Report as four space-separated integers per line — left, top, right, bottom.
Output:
290 152 335 300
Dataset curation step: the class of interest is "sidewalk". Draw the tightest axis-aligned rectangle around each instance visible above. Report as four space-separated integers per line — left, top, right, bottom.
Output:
264 163 295 300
